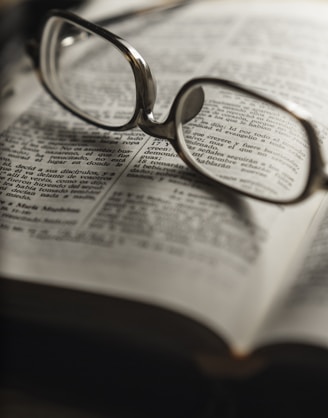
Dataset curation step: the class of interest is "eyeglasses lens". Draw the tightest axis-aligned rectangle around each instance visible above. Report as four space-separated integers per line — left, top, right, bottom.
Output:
41 17 137 128
177 84 311 202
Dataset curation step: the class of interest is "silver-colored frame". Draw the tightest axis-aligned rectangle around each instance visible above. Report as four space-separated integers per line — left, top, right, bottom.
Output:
27 8 328 205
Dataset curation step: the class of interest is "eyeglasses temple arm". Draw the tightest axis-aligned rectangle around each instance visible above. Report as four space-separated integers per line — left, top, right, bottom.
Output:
94 0 193 28
25 0 193 69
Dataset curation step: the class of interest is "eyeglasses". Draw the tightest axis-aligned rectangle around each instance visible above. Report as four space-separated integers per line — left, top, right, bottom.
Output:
26 6 328 205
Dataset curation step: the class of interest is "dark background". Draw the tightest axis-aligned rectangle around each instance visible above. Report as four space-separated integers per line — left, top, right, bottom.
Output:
2 315 328 418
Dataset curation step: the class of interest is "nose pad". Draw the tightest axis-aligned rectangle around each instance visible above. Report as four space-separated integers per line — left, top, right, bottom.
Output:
180 86 205 123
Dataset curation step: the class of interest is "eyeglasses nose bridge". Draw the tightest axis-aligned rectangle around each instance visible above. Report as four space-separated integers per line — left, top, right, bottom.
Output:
137 85 205 141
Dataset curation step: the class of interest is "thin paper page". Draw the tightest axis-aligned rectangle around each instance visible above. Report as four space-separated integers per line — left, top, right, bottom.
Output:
1 1 328 354
254 196 328 350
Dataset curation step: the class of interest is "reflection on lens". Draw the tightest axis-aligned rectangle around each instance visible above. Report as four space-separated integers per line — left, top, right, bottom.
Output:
176 82 311 202
41 17 136 127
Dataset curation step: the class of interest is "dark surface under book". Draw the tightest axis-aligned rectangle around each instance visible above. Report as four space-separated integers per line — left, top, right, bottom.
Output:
2 318 328 417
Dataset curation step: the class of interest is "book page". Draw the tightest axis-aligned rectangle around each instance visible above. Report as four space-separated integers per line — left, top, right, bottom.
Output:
254 196 328 350
1 1 328 353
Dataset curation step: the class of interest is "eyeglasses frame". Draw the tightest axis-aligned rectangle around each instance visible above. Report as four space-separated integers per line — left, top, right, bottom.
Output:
26 8 328 205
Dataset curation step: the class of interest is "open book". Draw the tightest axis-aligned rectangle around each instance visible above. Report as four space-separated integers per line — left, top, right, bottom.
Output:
2 0 328 377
